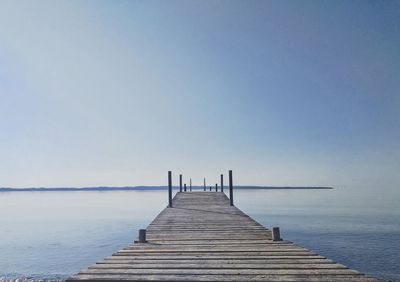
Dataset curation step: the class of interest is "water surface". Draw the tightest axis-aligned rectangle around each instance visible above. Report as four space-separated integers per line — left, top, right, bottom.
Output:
0 187 399 281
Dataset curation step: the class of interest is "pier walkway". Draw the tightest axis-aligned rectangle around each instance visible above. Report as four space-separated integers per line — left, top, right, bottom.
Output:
67 191 375 281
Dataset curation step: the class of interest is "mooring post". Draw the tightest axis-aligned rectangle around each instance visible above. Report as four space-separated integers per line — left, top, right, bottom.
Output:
221 174 224 192
229 170 233 206
190 178 192 191
168 171 172 207
215 183 218 192
203 178 206 191
272 227 282 241
138 229 147 243
179 174 182 192
184 183 187 192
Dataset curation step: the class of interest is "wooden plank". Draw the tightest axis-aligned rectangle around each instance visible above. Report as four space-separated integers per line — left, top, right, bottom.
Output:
69 274 376 281
110 254 323 259
124 243 295 248
145 240 291 245
89 263 347 269
122 246 305 251
103 255 327 260
99 259 335 264
145 235 273 240
113 252 317 257
77 268 362 275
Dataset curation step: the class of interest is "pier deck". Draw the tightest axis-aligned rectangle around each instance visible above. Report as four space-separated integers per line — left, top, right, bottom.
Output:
67 192 375 281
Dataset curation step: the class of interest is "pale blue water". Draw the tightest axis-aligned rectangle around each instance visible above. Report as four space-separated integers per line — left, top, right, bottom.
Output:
0 187 399 281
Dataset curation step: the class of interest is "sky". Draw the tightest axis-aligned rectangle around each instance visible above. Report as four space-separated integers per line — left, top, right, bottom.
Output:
0 0 399 188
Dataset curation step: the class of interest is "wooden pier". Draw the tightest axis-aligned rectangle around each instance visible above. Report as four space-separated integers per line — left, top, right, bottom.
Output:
67 190 375 281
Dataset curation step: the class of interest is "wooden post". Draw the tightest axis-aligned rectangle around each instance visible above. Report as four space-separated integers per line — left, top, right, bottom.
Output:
272 227 282 241
190 178 192 191
179 174 182 192
168 171 172 207
203 178 206 191
138 229 147 243
229 170 233 206
184 183 187 192
215 183 218 192
220 174 224 192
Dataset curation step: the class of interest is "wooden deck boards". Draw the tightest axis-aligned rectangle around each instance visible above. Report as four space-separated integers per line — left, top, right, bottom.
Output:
67 192 375 281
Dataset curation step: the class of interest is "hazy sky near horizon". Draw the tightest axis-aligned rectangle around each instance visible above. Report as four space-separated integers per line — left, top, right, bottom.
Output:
0 0 399 188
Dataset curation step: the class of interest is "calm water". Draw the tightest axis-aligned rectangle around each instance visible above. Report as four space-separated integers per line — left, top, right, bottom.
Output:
0 187 399 281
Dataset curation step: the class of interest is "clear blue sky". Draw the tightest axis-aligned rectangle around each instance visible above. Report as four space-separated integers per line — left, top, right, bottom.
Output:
0 0 399 188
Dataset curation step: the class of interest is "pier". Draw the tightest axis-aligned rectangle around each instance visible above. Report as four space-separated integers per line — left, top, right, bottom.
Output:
67 172 375 281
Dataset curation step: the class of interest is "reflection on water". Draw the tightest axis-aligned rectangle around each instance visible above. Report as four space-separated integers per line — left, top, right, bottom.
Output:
0 187 399 281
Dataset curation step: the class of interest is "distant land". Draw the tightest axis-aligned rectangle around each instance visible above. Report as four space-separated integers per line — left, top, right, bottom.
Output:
0 186 333 192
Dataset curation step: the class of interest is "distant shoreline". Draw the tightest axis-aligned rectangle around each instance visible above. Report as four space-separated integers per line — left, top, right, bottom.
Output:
0 186 333 192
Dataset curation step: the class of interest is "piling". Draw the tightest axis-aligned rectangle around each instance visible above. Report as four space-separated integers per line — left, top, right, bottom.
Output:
221 174 224 192
168 171 172 207
229 170 233 206
138 229 146 243
272 227 282 241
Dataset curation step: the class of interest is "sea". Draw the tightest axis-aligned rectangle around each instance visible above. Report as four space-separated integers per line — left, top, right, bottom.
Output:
0 186 399 281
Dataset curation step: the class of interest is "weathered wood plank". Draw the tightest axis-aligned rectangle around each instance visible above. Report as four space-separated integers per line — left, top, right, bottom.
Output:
90 263 347 269
103 255 327 260
122 246 305 251
111 254 322 259
99 259 335 264
124 243 295 248
144 240 291 245
77 268 362 275
69 274 376 282
113 252 317 257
